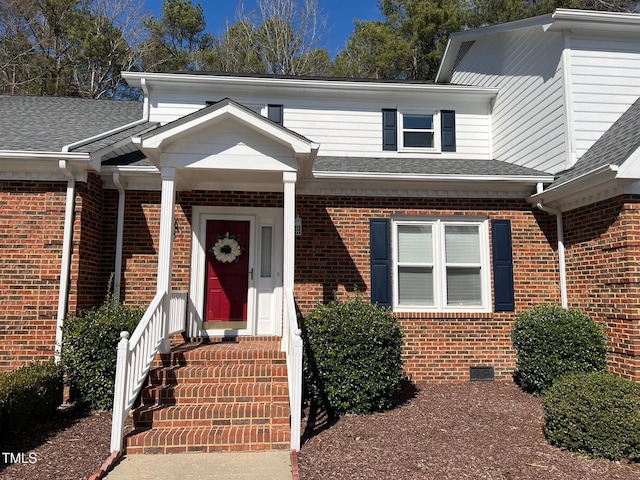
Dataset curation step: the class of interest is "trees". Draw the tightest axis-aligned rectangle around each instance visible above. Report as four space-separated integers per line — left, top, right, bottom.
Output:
212 0 331 76
139 0 211 72
0 0 142 98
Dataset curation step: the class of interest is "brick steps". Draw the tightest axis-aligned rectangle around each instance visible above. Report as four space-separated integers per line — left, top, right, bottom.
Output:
125 338 291 454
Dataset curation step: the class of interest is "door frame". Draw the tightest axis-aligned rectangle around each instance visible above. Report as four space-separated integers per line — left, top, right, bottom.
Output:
188 206 283 338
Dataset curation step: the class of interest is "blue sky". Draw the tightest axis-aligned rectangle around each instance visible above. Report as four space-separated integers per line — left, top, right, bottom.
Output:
143 0 384 56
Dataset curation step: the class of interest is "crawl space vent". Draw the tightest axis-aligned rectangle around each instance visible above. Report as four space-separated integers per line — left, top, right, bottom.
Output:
470 366 494 381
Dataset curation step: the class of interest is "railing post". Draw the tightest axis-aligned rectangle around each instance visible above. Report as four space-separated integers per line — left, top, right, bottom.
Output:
290 328 303 452
110 331 130 453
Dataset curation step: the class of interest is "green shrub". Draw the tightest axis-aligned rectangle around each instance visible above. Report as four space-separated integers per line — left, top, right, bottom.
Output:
0 361 63 432
543 371 640 461
511 304 608 394
62 296 143 410
302 295 405 416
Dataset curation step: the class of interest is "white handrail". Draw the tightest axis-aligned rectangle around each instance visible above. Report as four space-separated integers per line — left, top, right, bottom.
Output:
283 287 303 451
110 290 188 453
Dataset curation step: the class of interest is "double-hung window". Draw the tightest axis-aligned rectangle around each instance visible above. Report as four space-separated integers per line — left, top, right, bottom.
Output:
383 109 456 152
401 114 435 149
393 218 490 311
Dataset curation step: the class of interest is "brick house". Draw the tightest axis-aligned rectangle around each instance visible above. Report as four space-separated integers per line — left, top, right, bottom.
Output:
0 8 639 453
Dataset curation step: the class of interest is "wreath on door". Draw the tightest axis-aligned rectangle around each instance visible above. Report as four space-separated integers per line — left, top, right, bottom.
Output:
210 232 243 263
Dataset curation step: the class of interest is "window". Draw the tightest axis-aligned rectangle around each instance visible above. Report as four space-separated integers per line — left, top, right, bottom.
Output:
402 114 434 149
392 218 490 311
381 109 456 152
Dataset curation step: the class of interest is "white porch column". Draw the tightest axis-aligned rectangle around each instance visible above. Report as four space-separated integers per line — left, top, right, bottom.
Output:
157 168 176 353
283 172 297 292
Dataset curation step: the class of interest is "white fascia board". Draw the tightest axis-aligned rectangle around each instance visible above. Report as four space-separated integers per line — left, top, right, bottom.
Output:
313 171 553 184
61 118 148 153
546 9 640 33
122 71 498 101
615 146 640 180
0 151 91 179
528 164 618 204
0 150 89 161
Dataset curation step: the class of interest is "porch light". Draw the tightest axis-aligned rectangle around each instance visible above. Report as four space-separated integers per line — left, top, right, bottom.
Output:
295 215 302 237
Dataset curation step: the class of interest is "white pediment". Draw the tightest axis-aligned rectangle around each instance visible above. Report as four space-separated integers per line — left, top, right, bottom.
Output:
132 99 318 175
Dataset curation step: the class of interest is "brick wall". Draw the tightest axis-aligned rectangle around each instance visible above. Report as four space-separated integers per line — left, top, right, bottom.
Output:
0 181 67 369
294 195 559 382
106 190 284 306
564 195 640 381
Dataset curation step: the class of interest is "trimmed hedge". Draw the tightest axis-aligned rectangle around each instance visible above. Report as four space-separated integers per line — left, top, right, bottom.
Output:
62 296 143 410
511 304 608 395
543 371 640 461
0 361 63 432
302 295 405 416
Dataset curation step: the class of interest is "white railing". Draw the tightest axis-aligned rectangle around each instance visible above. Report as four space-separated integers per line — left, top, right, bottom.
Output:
110 290 187 453
283 287 303 452
169 290 188 335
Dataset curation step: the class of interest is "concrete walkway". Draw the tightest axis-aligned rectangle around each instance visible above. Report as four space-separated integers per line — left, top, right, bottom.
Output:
104 451 294 480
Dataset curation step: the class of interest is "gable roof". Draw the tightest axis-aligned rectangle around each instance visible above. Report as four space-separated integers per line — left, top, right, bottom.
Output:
437 9 640 83
545 96 640 191
0 95 143 152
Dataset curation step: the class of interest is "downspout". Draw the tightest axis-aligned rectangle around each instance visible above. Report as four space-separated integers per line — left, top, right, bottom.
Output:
112 173 126 303
54 160 76 363
536 184 568 308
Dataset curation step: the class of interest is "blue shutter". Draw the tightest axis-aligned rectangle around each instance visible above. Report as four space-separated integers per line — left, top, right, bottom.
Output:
268 104 283 125
441 110 456 152
382 109 397 151
492 219 515 312
370 218 391 307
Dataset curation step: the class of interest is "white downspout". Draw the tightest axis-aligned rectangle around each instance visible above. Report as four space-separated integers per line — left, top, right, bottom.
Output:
536 187 568 308
54 160 76 363
112 173 126 303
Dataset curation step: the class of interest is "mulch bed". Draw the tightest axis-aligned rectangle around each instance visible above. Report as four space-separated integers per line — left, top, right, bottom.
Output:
297 381 640 480
1 381 639 480
0 407 113 480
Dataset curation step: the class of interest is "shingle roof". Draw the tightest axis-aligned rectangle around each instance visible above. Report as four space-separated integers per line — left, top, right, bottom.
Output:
314 157 551 178
0 95 143 151
73 121 158 153
548 97 640 189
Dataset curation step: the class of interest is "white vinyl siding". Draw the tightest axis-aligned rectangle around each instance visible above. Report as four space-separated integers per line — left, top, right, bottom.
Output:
451 27 567 174
147 93 492 160
568 38 640 160
393 219 490 312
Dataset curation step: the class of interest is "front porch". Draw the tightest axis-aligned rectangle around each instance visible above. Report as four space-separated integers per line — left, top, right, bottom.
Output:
108 99 315 455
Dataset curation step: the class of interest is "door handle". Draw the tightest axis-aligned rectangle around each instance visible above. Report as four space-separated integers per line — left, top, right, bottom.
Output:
249 268 254 281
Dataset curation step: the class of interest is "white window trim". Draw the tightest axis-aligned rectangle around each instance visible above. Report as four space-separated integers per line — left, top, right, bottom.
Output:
399 110 441 153
392 217 491 313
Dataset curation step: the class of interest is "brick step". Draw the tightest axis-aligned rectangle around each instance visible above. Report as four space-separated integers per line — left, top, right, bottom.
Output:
148 363 288 386
154 338 285 367
141 374 290 406
133 402 290 429
126 338 291 454
125 424 291 454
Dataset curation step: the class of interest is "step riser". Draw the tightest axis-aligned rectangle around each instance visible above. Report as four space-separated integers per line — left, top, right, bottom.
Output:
148 365 288 386
134 404 290 428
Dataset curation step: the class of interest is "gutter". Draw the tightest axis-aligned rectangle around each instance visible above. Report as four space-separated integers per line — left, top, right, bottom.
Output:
112 173 126 303
535 185 568 308
54 160 76 363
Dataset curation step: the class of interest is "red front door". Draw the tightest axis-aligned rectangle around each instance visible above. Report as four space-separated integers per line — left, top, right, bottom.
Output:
204 220 250 325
